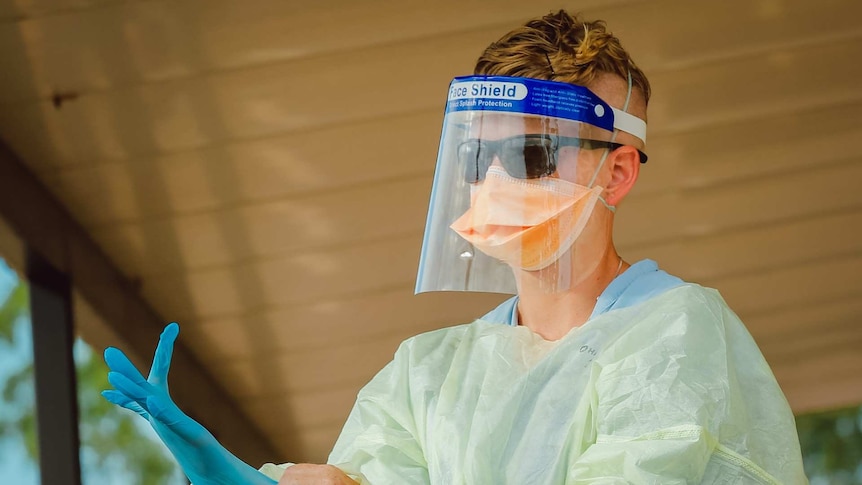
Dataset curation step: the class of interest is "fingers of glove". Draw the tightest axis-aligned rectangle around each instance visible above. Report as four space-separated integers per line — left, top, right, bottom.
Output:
148 322 179 387
104 347 148 387
107 371 152 405
101 390 151 419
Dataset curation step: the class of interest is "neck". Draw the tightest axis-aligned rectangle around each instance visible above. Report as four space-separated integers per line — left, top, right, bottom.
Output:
515 248 627 341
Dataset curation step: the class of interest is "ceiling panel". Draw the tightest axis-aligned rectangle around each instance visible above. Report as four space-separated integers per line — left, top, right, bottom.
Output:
615 0 862 69
775 347 862 411
182 289 508 359
0 0 859 172
242 387 359 460
214 332 406 397
711 254 862 317
244 387 360 434
647 34 862 135
0 0 123 21
139 233 423 319
0 32 473 168
0 0 635 103
34 109 440 224
89 176 430 277
745 294 862 342
617 158 861 246
637 99 862 196
625 209 862 283
3 0 859 105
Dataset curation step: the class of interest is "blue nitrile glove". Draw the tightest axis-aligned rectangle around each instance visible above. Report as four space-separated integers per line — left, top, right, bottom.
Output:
101 323 277 485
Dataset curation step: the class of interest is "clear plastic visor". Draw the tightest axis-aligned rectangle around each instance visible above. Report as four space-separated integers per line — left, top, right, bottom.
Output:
415 110 616 294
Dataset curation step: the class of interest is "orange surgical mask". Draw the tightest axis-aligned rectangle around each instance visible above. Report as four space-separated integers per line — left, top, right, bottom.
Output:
450 166 604 271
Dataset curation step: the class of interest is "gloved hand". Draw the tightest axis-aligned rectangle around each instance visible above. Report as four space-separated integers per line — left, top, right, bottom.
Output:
101 323 277 485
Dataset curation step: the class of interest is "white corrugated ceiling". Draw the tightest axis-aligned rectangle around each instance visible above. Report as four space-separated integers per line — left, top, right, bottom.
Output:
0 0 860 463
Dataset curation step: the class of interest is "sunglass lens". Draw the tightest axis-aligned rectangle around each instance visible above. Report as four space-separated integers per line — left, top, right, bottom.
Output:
460 136 558 183
459 140 489 183
503 137 554 179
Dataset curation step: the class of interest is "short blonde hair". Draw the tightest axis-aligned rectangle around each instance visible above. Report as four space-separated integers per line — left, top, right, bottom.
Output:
474 10 650 104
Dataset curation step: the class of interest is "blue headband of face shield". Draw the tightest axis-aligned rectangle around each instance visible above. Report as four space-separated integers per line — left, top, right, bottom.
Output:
445 75 648 146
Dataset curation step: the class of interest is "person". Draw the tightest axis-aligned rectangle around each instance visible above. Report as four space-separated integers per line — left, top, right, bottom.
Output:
102 10 808 484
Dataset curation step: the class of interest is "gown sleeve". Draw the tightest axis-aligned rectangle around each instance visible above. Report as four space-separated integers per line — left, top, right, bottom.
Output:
567 288 807 484
326 341 431 485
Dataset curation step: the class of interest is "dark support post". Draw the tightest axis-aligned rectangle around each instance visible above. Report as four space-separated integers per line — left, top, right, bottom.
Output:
27 247 81 485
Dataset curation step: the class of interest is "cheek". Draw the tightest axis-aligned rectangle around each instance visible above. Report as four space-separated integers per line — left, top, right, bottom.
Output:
556 158 578 181
554 148 582 183
556 150 605 185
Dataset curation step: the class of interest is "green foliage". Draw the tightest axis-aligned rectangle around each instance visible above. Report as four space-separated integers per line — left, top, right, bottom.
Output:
0 276 39 466
797 405 862 484
0 268 183 484
0 281 26 341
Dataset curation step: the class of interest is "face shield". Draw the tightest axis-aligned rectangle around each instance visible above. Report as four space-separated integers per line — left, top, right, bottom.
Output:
415 75 647 294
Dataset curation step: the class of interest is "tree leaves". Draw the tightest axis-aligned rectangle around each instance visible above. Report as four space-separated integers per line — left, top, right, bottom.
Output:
797 405 862 484
0 278 27 342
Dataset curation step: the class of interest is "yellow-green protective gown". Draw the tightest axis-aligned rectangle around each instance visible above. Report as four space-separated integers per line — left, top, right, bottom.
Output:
268 284 808 484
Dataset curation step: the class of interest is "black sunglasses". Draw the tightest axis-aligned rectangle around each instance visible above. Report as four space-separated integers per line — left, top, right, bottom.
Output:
458 134 648 183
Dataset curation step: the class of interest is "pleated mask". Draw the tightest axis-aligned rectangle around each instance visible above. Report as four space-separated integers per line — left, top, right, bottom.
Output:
450 166 604 271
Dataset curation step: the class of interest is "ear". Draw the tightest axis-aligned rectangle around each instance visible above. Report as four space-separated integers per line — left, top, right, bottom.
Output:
604 146 640 206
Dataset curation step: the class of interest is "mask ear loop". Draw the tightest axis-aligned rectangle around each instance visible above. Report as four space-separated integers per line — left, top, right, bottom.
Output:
587 70 634 212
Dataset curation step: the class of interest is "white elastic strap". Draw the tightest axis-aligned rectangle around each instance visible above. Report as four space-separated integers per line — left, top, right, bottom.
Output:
612 70 646 142
587 71 635 190
611 107 647 143
623 70 633 112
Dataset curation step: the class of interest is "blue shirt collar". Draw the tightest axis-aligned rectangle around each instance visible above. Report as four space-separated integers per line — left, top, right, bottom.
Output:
588 259 659 319
485 259 681 326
